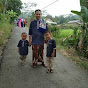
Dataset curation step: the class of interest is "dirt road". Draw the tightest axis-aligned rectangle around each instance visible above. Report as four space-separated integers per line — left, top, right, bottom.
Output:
0 27 88 88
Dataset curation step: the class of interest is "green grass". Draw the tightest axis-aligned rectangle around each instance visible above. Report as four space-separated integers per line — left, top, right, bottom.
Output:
59 29 74 38
52 28 88 71
0 22 13 46
70 57 88 70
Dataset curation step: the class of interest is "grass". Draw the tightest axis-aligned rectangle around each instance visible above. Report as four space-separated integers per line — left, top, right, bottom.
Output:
52 28 88 71
0 22 14 46
59 29 74 38
70 57 88 70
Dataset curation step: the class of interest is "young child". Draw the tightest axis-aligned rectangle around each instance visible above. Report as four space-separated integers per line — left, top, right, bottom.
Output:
17 32 29 66
45 31 56 73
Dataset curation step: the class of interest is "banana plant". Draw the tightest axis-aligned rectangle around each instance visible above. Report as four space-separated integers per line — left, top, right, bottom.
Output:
71 6 88 23
7 9 17 23
7 9 17 18
71 0 88 52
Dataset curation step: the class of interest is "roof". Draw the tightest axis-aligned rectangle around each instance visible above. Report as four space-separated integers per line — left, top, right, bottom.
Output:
67 20 81 24
45 18 57 25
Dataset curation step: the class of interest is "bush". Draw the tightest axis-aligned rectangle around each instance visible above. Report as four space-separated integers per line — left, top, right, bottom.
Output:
0 17 14 46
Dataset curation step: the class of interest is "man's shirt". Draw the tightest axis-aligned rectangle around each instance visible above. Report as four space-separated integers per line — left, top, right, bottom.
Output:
29 20 48 45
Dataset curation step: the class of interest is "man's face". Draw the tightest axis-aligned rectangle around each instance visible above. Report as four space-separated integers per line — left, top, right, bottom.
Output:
35 11 42 20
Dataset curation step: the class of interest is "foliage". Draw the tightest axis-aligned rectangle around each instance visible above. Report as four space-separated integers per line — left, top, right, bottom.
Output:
71 11 81 16
19 2 37 18
7 0 22 16
45 14 80 24
0 19 13 46
71 0 88 58
7 10 17 16
0 1 3 13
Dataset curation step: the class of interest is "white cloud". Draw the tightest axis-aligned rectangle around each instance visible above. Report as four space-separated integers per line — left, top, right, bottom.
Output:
21 0 81 16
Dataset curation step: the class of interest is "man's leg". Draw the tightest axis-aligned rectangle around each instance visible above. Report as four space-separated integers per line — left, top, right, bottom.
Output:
32 45 38 67
38 45 46 67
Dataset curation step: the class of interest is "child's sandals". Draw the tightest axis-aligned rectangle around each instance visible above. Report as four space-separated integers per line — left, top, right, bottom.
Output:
46 69 50 73
46 69 54 73
21 61 25 66
50 69 54 73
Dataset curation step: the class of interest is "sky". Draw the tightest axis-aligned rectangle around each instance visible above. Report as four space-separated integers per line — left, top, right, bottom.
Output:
21 0 81 17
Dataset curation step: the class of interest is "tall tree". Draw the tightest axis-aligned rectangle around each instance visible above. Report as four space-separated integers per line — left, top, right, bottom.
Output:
0 0 3 13
3 0 7 16
7 0 22 16
20 2 37 18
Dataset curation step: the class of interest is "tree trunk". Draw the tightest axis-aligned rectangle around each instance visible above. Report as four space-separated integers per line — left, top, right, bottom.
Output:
78 24 85 52
3 0 7 16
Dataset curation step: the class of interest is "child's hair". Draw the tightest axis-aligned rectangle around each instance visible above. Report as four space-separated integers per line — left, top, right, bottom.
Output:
35 9 41 13
45 30 51 34
21 32 27 36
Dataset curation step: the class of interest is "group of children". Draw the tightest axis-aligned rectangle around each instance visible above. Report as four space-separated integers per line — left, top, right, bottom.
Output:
17 31 56 73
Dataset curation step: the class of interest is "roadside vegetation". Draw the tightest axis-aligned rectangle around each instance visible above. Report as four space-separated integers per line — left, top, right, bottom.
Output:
0 0 22 47
26 0 88 70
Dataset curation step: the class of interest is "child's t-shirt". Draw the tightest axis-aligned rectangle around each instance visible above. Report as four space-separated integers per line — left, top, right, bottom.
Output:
17 40 29 55
46 39 56 57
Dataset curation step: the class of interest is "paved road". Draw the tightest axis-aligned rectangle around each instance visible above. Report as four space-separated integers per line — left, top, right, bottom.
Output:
0 27 88 88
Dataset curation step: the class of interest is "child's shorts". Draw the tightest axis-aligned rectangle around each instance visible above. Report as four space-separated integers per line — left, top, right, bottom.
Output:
20 55 27 61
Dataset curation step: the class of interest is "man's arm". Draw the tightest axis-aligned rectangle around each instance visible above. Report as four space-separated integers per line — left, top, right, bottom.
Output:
29 22 32 46
29 35 32 45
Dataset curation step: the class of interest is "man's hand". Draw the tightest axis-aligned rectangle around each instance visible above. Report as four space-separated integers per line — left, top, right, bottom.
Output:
29 35 32 46
29 41 32 46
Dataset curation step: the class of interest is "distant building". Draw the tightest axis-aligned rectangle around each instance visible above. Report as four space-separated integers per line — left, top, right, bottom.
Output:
45 18 57 25
67 20 81 25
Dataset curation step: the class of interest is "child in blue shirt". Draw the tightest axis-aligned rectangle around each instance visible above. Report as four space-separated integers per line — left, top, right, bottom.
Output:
45 31 56 73
17 32 29 66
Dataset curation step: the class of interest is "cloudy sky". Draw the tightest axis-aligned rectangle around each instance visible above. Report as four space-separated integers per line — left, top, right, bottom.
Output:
21 0 81 17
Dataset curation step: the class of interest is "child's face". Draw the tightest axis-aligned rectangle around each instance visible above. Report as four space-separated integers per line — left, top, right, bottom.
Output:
35 11 42 20
22 34 27 40
45 32 51 40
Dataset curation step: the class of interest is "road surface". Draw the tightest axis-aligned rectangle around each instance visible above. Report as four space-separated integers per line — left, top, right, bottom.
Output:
0 27 88 88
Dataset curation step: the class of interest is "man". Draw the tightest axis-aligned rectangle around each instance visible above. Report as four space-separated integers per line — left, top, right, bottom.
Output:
29 9 48 67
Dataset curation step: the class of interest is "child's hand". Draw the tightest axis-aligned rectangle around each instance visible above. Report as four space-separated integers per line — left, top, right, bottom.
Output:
18 48 20 53
51 53 54 57
44 40 47 43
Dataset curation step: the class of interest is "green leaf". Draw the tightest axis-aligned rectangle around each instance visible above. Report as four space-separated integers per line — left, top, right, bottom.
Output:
81 6 88 22
71 10 81 16
80 0 88 9
0 2 3 13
